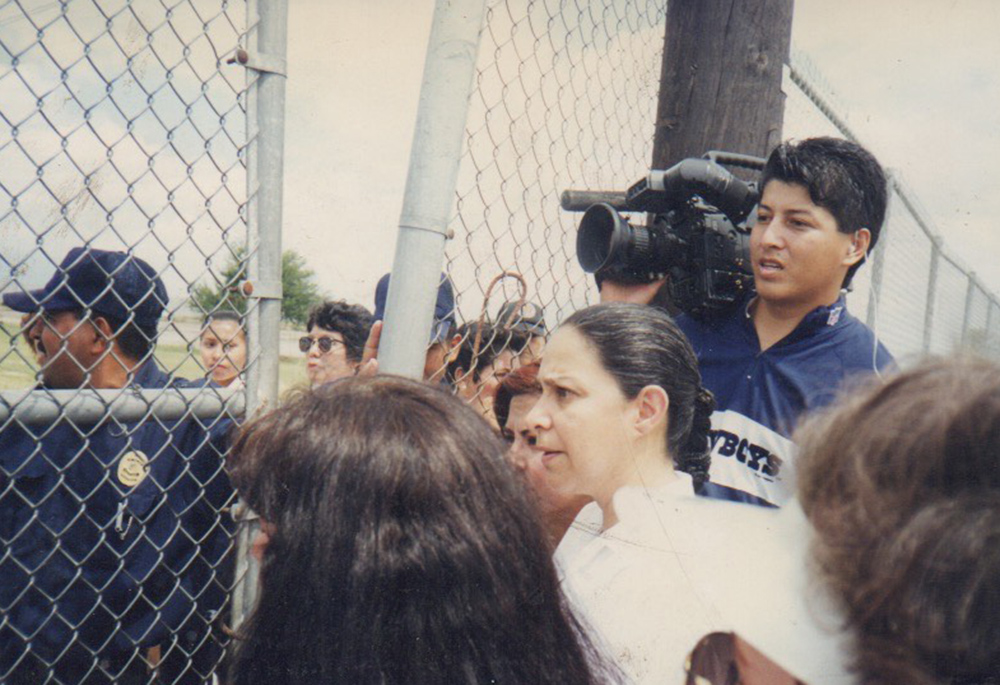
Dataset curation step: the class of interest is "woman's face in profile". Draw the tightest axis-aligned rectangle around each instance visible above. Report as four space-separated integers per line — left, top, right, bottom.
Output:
525 325 633 503
200 319 247 386
507 392 588 516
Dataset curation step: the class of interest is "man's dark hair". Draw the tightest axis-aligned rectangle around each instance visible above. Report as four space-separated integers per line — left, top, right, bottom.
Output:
306 300 374 363
229 376 612 685
60 308 153 361
761 137 888 287
445 321 529 385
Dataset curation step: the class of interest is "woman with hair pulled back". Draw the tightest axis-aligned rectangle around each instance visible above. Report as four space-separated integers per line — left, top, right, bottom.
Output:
525 302 779 684
228 375 615 685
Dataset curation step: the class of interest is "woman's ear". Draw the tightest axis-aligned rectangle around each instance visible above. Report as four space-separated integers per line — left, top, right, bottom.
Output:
633 385 669 436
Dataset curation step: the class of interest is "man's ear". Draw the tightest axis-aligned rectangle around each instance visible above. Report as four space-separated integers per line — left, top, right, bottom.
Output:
632 384 669 437
444 333 463 363
452 366 475 398
90 316 115 354
843 228 871 266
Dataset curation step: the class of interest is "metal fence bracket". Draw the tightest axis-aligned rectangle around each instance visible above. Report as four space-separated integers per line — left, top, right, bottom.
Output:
228 47 288 77
239 279 283 300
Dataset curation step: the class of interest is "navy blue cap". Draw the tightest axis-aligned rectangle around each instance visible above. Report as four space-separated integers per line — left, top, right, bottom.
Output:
373 272 456 344
2 247 168 337
496 301 547 336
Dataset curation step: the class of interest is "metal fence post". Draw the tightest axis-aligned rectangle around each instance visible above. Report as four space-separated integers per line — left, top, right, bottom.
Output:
986 295 996 358
923 238 941 353
961 273 977 348
233 0 288 628
376 0 489 378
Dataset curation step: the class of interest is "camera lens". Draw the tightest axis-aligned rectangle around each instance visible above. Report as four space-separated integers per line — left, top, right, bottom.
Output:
577 203 623 273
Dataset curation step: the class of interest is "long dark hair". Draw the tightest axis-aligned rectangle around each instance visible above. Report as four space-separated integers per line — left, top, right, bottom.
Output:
797 358 1000 683
229 375 611 685
563 303 714 487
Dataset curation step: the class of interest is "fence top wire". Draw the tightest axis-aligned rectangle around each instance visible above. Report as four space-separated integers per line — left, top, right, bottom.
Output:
787 47 1000 318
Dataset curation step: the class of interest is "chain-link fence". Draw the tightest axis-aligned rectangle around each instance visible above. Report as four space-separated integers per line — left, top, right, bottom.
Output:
4 0 1000 681
430 0 668 415
0 0 285 681
446 0 666 324
437 2 1000 409
783 47 1000 362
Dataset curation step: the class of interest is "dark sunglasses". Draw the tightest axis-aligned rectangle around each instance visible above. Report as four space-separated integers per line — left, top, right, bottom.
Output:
298 336 344 354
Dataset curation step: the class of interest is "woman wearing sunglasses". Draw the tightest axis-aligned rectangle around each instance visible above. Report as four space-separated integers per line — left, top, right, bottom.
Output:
300 300 373 387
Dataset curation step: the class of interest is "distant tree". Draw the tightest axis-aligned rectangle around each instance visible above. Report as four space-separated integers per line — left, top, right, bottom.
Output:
191 245 323 327
280 251 323 326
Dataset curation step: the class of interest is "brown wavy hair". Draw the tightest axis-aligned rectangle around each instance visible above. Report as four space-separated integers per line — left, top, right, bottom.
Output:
228 375 615 685
796 358 1000 684
493 361 541 433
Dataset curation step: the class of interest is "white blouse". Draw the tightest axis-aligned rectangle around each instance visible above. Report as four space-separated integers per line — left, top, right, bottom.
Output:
555 474 853 684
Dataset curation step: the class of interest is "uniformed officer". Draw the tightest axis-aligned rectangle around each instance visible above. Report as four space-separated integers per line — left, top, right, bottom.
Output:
0 247 235 684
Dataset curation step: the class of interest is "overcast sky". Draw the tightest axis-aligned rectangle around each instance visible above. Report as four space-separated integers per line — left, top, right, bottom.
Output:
2 0 997 332
789 0 1000 287
280 0 1000 317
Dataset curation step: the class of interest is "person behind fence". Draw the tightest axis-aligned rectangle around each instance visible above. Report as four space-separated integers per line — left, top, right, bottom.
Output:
447 320 530 428
226 375 616 685
373 272 458 383
0 247 235 685
602 137 895 508
493 362 590 548
524 302 781 684
200 309 247 387
793 357 1000 684
496 300 548 362
300 299 374 387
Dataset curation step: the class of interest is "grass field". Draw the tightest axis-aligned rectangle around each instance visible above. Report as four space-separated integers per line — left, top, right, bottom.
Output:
0 320 308 393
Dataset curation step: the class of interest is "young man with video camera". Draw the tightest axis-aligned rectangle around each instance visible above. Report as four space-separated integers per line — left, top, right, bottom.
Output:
600 137 893 507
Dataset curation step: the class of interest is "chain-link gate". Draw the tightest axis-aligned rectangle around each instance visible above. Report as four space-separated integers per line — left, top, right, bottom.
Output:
0 0 285 682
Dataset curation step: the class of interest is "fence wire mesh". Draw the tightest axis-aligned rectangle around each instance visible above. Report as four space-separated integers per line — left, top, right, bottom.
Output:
785 48 1000 364
437 2 1000 417
442 0 667 413
5 0 1000 681
0 1 256 682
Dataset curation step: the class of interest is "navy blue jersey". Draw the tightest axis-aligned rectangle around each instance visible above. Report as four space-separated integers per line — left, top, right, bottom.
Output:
0 362 235 675
677 295 893 507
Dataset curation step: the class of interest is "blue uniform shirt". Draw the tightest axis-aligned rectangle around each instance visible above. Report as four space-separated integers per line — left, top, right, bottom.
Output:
0 361 235 670
677 295 893 507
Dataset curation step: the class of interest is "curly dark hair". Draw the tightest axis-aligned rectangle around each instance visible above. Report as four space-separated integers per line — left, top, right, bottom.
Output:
306 300 374 363
761 137 888 287
563 303 713 488
797 358 1000 684
229 375 615 685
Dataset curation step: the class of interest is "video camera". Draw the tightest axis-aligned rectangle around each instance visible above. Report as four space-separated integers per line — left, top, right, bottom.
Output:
562 153 764 318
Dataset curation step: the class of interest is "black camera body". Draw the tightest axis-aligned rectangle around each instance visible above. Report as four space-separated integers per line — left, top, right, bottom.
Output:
563 155 763 318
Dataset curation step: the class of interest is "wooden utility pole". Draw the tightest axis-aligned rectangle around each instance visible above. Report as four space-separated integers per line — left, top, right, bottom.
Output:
652 0 794 170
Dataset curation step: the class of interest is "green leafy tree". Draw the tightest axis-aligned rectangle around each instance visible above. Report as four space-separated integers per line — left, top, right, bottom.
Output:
191 246 323 327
